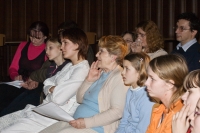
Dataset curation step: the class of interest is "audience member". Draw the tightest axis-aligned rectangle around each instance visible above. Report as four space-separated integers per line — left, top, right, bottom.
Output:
115 53 155 133
39 35 129 133
0 28 90 132
171 12 200 72
145 54 188 133
58 20 94 65
135 20 168 60
172 69 200 133
121 31 139 53
190 98 200 133
0 21 49 112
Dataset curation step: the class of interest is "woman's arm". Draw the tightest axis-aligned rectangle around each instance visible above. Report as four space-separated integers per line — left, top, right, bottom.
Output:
44 63 89 105
76 80 94 103
76 61 101 103
84 75 128 128
9 42 27 80
29 60 51 83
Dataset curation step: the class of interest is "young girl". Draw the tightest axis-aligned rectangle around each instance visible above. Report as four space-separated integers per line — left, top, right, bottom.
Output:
145 54 188 133
190 98 200 133
115 52 155 133
172 69 200 133
0 28 90 132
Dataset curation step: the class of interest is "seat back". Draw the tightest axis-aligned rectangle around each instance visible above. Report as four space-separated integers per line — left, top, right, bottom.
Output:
86 32 96 45
0 34 5 46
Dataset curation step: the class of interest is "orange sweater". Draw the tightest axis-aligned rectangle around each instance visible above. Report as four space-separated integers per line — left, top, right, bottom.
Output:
146 99 183 133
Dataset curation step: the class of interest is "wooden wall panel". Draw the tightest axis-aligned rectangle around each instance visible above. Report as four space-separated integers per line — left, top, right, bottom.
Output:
0 0 199 51
0 0 6 34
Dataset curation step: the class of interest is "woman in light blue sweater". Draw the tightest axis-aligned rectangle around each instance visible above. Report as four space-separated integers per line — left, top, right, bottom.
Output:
115 52 155 133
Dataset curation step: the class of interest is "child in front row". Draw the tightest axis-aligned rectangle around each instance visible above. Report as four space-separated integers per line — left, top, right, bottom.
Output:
172 69 200 133
115 53 155 133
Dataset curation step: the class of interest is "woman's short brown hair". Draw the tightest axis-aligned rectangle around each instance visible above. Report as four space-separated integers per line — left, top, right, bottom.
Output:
98 35 128 65
124 52 150 86
184 69 200 90
136 20 164 53
61 28 88 60
149 54 188 105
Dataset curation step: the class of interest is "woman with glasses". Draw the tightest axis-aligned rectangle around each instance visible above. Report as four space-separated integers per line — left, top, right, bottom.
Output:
0 21 49 114
121 31 135 53
135 20 167 60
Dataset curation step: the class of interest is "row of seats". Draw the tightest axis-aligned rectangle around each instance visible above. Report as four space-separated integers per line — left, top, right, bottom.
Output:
0 32 96 46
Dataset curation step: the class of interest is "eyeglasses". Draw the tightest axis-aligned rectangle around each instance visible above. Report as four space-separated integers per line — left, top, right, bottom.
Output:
173 26 191 32
136 33 146 38
29 35 43 40
125 40 133 44
29 30 44 39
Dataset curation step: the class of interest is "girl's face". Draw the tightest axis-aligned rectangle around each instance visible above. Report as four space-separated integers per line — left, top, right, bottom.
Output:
29 30 46 46
190 99 200 133
45 41 62 61
181 87 200 116
96 47 115 71
136 28 147 49
61 38 79 60
145 66 169 100
123 33 133 53
122 60 139 88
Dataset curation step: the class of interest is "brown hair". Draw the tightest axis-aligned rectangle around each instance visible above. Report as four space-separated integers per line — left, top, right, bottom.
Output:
46 38 61 47
136 20 164 53
98 35 128 65
184 69 200 90
61 28 88 60
149 54 188 105
124 52 150 86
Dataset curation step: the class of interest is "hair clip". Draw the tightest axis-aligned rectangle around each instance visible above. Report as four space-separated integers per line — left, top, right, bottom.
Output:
139 58 143 62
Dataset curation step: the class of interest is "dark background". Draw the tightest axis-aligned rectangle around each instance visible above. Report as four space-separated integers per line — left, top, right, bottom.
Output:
0 0 200 81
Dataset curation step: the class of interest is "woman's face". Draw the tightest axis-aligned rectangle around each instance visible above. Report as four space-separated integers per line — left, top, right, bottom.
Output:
96 47 115 71
61 38 78 60
122 60 139 88
181 87 200 116
145 66 169 100
136 28 147 49
190 99 200 133
123 33 133 53
45 41 62 61
29 30 46 46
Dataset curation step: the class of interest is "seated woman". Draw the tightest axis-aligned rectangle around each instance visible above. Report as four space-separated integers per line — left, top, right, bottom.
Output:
172 69 200 133
0 21 49 112
135 20 168 60
0 28 90 132
39 35 129 133
145 54 188 133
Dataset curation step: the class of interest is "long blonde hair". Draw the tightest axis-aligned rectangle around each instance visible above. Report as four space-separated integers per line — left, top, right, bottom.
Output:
149 54 188 105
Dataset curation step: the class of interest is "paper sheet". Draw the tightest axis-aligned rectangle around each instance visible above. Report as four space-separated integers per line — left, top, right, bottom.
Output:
33 102 74 122
0 80 23 88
